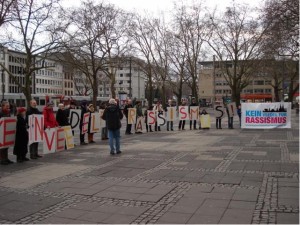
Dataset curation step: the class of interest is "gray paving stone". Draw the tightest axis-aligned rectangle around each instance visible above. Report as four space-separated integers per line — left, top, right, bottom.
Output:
0 208 32 221
228 200 256 210
219 208 253 224
278 198 299 208
77 211 112 223
187 214 221 224
54 208 87 219
71 202 104 211
168 204 200 214
156 212 192 224
95 205 148 216
277 213 299 224
278 187 299 199
175 197 205 207
201 199 230 208
102 214 137 224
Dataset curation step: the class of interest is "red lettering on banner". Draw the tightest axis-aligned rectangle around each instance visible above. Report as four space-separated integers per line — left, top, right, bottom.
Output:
82 113 89 134
44 130 56 151
56 128 65 151
34 117 44 141
3 118 16 146
149 111 155 125
180 107 187 119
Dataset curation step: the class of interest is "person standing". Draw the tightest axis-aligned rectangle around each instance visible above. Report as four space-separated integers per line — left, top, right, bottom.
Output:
102 98 124 155
165 99 174 131
144 105 153 132
56 103 70 127
237 104 242 127
189 98 198 130
87 104 95 143
153 101 163 131
178 100 187 130
100 101 108 140
79 100 88 145
225 104 233 129
26 99 43 159
13 107 29 163
0 101 14 165
123 99 133 135
135 100 143 134
43 101 59 129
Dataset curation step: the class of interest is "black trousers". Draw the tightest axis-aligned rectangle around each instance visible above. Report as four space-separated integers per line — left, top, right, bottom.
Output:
125 117 132 133
216 118 222 129
190 120 197 129
29 143 39 156
167 121 173 130
178 120 185 130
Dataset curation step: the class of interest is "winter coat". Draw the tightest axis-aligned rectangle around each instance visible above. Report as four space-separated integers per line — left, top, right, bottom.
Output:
102 104 123 130
43 106 58 128
56 109 70 127
26 106 42 123
13 114 28 156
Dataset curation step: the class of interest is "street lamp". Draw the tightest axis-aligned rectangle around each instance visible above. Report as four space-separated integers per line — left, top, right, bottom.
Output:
1 69 4 102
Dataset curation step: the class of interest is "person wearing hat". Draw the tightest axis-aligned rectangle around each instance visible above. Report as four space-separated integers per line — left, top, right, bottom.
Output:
102 98 124 155
0 101 14 165
43 101 58 129
87 104 95 143
13 107 30 162
26 99 43 159
56 103 69 127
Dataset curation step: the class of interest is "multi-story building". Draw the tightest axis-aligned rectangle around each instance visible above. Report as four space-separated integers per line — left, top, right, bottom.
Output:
198 61 275 105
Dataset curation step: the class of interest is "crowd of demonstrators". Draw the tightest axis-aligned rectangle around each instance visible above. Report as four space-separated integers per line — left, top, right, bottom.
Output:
102 98 123 155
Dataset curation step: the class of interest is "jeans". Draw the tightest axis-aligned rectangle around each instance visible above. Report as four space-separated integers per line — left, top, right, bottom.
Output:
167 121 173 130
108 129 121 153
228 117 233 129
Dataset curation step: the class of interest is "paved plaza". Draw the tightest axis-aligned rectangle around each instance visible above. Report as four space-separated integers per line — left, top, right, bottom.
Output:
0 109 299 224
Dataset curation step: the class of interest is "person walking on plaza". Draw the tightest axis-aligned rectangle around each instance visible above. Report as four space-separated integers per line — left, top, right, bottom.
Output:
123 99 133 135
189 98 198 130
100 101 108 140
165 99 174 131
144 105 153 132
102 98 124 155
56 103 70 127
13 107 29 163
26 99 42 159
79 100 88 145
0 101 14 165
178 100 187 130
87 104 95 143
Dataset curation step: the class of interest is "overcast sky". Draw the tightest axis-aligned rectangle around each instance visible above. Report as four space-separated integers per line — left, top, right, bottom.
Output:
61 0 263 16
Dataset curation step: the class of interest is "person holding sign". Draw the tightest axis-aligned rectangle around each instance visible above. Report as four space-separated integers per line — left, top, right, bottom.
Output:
135 100 143 134
165 99 174 131
26 100 43 159
87 104 96 143
123 99 133 135
0 101 14 165
178 100 188 130
153 101 163 131
80 100 88 145
102 98 124 155
144 105 153 132
43 102 59 129
189 98 199 130
56 104 70 127
13 107 29 163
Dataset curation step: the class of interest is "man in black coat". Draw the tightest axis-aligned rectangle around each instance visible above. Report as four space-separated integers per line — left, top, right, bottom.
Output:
80 100 88 145
102 98 123 155
123 99 133 134
26 99 42 159
56 103 70 127
14 107 29 162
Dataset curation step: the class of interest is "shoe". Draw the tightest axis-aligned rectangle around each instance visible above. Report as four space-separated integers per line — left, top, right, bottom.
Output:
23 157 30 161
80 142 88 145
17 159 23 163
150 130 153 132
7 159 14 164
30 155 37 159
36 154 43 158
89 141 96 143
171 129 174 131
116 151 122 154
110 152 115 155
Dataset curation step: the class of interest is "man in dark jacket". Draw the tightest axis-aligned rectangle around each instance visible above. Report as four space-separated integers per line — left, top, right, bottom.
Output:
189 98 198 130
80 100 88 145
123 99 133 135
102 98 124 155
0 101 14 165
56 103 70 127
26 99 42 159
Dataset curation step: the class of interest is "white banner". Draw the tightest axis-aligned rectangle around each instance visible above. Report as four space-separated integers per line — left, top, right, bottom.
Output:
200 115 211 128
147 110 156 125
241 102 291 129
81 112 90 134
43 128 56 154
28 114 44 144
128 108 136 124
214 105 225 118
190 106 199 120
89 113 101 133
0 117 16 149
63 126 74 149
227 102 237 117
179 106 189 120
99 109 106 128
69 109 81 130
166 107 176 121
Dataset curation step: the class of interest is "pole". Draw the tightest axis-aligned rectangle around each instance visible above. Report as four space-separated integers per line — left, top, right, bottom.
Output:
282 59 284 101
1 69 4 101
213 55 216 108
129 57 132 98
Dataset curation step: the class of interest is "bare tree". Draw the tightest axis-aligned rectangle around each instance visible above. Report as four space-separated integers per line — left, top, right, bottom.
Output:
209 4 268 105
0 0 65 105
172 2 211 102
0 0 16 27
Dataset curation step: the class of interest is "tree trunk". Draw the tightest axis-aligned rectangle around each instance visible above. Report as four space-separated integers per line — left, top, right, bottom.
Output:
274 85 280 102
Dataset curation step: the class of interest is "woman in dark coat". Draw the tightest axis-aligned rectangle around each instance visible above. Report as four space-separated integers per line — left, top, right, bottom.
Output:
13 107 29 162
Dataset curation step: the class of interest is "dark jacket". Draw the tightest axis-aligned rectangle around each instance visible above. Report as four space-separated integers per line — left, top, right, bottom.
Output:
123 104 133 118
102 104 123 130
26 107 42 124
56 109 70 126
13 114 28 156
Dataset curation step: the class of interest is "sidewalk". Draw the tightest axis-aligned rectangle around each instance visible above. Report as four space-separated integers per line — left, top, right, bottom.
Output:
0 111 298 224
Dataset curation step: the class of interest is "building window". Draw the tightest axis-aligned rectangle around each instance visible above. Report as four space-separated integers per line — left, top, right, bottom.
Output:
120 74 123 77
254 89 264 93
254 80 264 85
265 89 272 93
265 80 272 85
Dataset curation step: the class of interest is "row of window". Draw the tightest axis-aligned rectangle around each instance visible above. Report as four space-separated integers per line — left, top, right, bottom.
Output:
243 89 272 94
36 79 62 86
215 80 272 86
9 56 26 64
64 90 74 96
36 70 62 78
9 76 25 85
36 88 62 94
9 86 23 93
215 90 232 94
64 82 73 88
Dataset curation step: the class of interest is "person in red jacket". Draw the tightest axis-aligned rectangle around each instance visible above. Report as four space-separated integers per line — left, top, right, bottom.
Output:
43 102 59 129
